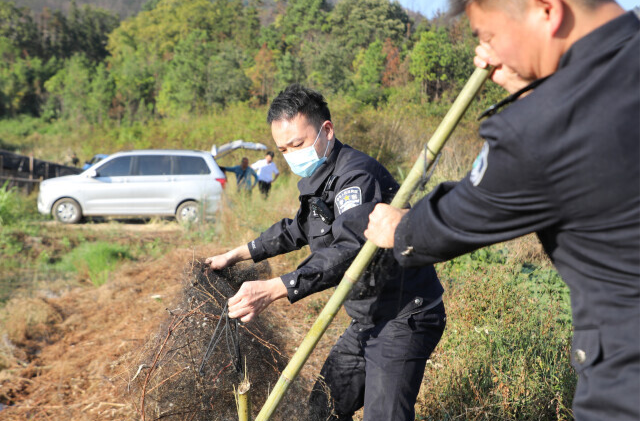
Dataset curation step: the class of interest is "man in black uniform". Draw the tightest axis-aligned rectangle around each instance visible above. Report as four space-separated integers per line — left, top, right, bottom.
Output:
206 84 446 420
365 1 639 420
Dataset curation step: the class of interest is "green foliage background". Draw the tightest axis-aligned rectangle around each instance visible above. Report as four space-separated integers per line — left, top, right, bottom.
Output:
0 0 499 135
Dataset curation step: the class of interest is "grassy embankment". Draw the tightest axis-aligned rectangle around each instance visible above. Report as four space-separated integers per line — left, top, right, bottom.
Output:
0 95 575 419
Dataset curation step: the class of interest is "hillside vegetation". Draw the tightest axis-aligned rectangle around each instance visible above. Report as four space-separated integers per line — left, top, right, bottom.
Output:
0 0 503 161
13 0 147 17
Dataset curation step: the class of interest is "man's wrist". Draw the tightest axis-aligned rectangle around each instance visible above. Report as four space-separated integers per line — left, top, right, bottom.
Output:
228 245 251 264
225 250 239 265
269 277 288 300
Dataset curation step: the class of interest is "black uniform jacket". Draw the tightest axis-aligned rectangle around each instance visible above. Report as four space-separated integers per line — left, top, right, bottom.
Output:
248 140 443 325
394 12 639 366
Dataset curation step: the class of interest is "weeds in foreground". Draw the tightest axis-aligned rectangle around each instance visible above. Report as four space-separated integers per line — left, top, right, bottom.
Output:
416 247 575 420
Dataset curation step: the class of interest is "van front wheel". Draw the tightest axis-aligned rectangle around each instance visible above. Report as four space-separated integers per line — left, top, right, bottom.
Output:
52 198 82 224
176 201 200 224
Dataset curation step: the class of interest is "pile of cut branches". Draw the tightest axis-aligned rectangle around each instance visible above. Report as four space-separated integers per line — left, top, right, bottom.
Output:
130 259 304 421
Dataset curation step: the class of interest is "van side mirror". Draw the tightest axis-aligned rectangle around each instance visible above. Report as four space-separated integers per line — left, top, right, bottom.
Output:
87 169 98 178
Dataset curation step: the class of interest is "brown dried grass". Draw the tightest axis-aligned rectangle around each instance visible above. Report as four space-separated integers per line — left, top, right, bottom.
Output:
0 242 348 420
0 247 194 420
0 297 62 345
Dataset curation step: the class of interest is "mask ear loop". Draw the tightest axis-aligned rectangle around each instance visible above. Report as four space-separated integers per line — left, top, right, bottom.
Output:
318 122 332 159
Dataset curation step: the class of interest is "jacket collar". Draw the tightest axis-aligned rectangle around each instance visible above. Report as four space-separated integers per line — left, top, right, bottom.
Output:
297 139 343 196
480 12 638 121
559 11 639 69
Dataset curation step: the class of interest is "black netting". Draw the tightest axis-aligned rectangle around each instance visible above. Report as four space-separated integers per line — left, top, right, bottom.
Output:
131 260 308 421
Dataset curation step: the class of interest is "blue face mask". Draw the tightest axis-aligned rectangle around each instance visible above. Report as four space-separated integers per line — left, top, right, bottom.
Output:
284 124 331 178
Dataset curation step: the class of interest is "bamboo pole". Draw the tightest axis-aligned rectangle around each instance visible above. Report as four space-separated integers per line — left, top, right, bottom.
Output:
255 67 492 421
235 371 252 421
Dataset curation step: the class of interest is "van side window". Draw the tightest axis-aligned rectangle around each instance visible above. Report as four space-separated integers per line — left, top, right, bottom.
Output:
174 156 211 175
136 155 172 176
97 157 132 177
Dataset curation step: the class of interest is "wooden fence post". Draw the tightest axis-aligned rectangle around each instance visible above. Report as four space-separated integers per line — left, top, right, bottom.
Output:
28 154 34 194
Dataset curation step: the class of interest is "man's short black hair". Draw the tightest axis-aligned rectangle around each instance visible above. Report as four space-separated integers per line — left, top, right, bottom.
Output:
266 151 274 158
447 0 613 16
267 84 331 130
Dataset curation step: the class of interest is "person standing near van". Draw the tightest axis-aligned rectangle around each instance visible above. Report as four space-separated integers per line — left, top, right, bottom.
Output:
252 151 279 198
220 157 258 192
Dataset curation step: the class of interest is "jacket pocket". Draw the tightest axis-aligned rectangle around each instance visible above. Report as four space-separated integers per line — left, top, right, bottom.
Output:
571 328 602 373
309 221 333 249
380 310 445 359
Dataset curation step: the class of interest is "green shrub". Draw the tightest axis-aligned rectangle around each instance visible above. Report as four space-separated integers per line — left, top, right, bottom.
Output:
417 247 575 420
54 241 133 287
0 182 40 227
0 182 18 226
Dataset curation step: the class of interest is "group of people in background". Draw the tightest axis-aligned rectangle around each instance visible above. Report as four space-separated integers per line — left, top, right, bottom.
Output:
219 151 279 198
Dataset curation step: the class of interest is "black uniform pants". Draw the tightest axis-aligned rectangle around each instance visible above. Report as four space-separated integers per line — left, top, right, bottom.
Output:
571 318 640 421
258 181 272 197
308 302 446 421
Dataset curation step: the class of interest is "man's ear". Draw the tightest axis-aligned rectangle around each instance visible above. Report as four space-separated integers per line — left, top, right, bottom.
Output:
323 120 335 140
533 0 566 37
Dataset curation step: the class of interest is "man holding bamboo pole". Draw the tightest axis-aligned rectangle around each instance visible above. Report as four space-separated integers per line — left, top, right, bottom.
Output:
206 84 446 420
365 1 639 420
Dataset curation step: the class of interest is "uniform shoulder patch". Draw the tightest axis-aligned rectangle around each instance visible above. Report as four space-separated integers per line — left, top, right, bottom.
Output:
470 141 489 186
335 186 362 214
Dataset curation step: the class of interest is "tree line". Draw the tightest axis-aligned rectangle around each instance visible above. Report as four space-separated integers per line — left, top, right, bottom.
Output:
0 0 480 124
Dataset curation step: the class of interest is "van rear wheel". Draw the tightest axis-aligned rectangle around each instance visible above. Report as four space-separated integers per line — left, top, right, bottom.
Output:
52 198 82 224
176 201 200 224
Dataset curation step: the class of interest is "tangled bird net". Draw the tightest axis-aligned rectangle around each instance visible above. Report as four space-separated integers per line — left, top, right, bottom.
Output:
129 259 305 421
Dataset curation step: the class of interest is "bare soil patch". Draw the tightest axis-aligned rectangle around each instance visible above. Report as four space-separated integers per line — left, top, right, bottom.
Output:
39 219 185 233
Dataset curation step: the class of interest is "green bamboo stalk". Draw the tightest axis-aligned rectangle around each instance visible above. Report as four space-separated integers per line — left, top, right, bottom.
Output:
235 373 252 421
255 67 492 421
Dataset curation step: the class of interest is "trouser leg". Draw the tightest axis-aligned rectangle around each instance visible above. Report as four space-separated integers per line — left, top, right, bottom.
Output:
362 302 446 421
308 325 365 421
307 303 446 421
265 181 271 197
258 181 271 197
573 340 640 421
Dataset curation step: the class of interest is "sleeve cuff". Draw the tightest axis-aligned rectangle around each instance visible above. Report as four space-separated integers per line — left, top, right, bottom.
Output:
247 238 268 262
393 211 416 266
280 271 303 304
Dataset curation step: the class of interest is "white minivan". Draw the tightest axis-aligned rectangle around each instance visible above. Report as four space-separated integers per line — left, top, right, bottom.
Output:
38 150 227 224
